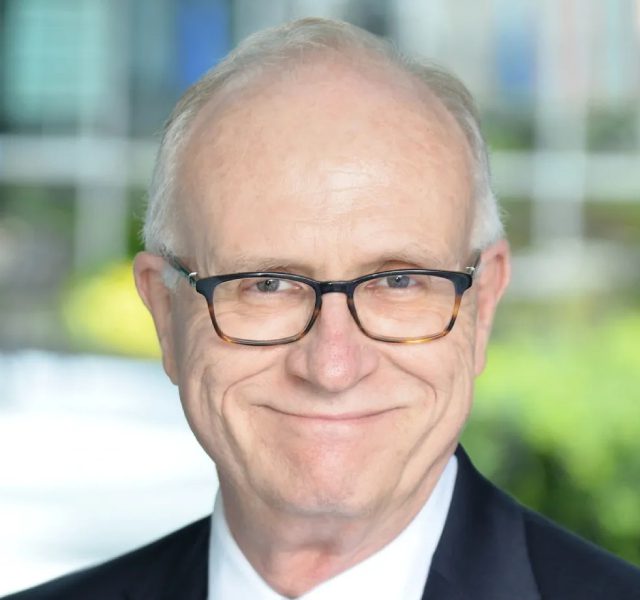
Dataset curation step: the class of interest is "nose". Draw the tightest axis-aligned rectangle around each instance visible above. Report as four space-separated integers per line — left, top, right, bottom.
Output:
285 293 378 394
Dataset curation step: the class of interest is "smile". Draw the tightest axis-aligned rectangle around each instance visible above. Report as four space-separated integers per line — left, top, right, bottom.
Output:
261 406 399 424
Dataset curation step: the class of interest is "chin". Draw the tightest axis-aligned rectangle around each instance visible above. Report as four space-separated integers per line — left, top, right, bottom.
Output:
253 454 399 519
271 486 385 520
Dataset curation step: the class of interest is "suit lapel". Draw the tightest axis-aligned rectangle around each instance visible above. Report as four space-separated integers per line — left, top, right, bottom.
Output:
422 446 541 600
421 569 466 600
125 517 210 600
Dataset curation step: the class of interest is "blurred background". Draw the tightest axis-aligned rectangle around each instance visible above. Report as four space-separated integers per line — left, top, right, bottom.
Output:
0 0 639 594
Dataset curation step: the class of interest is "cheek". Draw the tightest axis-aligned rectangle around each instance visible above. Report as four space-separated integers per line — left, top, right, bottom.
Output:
169 299 234 433
368 318 477 503
172 310 284 480
176 347 256 490
438 305 477 405
397 324 475 397
392 306 477 431
174 331 229 460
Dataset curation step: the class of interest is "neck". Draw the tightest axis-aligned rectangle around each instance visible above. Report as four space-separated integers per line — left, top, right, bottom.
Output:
218 454 451 597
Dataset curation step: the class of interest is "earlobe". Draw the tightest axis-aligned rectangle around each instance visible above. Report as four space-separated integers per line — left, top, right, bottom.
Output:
473 239 511 375
133 252 179 384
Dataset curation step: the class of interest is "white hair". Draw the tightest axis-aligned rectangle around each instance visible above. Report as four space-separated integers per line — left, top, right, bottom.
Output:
143 18 504 286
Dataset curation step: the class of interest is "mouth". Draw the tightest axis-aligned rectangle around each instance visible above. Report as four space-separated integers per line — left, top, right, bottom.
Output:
261 406 399 424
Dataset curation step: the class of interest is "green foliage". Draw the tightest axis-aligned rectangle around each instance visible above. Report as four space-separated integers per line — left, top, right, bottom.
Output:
584 201 640 245
0 184 74 230
62 261 160 357
463 305 640 566
483 108 535 151
587 106 638 152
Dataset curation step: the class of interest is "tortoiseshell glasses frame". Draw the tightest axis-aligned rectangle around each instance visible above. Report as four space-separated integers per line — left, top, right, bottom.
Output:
161 250 481 346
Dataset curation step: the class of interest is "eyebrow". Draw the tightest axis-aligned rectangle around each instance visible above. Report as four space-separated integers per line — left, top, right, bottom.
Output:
209 244 451 276
210 254 310 275
372 245 449 270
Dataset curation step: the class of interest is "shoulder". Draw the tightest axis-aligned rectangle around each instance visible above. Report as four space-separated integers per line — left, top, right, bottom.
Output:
446 447 640 600
1 517 211 600
521 506 640 599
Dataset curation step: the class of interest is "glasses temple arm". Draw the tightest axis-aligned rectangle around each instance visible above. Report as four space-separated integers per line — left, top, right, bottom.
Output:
465 251 482 278
160 250 199 287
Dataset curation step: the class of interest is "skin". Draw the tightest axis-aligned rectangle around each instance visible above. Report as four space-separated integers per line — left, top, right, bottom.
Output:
134 58 511 597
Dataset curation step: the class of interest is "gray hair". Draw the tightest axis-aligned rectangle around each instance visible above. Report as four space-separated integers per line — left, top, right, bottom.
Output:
143 17 504 285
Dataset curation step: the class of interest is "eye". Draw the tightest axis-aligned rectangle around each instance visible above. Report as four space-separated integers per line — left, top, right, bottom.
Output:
362 273 430 296
377 274 416 289
254 278 294 293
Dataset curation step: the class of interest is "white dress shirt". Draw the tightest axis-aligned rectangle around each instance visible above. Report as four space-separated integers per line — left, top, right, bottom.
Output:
208 454 457 599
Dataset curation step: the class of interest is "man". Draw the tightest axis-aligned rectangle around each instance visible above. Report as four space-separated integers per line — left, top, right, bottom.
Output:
6 17 640 600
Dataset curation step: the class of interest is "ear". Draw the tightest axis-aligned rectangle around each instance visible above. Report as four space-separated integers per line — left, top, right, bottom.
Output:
133 252 179 384
473 239 511 375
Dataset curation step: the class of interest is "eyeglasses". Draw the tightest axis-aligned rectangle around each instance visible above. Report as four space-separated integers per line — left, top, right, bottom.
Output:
162 251 481 346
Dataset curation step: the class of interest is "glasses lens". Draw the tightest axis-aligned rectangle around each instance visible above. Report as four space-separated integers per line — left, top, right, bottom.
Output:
353 273 457 341
212 276 316 342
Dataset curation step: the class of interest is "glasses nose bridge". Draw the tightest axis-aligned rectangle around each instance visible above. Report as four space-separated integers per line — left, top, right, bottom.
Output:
311 280 361 335
314 280 359 329
318 280 352 297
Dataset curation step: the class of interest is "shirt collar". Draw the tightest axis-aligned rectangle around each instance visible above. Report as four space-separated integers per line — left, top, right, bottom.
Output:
208 455 457 600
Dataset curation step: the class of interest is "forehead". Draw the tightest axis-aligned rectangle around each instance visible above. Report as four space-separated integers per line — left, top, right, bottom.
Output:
178 60 475 274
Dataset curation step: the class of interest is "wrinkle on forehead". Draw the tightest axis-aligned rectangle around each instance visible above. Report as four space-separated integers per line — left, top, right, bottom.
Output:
181 56 471 183
315 164 387 196
177 57 475 268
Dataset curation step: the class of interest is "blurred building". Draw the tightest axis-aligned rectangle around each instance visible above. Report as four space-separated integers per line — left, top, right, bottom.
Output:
1 0 639 349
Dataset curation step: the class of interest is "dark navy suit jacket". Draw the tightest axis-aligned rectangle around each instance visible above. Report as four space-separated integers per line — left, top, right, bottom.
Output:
5 447 640 599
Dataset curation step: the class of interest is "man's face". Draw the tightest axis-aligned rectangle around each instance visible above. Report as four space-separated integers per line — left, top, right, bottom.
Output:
140 62 506 520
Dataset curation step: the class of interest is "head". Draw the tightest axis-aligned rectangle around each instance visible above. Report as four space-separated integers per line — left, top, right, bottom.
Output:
134 18 510 523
